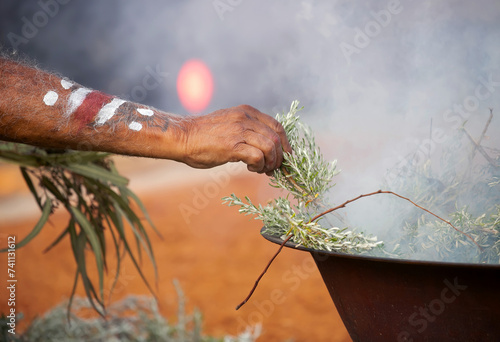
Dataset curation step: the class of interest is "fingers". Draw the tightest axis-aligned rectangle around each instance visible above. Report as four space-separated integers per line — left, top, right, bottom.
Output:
183 104 292 174
235 129 279 173
231 105 292 173
234 145 265 173
239 105 293 154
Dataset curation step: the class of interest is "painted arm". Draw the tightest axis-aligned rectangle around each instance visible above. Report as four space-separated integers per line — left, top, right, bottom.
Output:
0 57 291 174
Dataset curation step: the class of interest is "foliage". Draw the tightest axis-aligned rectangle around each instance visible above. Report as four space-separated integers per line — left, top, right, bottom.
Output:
386 111 500 263
1 283 260 342
0 142 159 316
223 101 382 253
270 102 338 203
392 206 500 263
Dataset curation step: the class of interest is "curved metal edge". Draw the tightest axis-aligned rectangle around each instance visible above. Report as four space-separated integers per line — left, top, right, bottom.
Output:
260 227 500 270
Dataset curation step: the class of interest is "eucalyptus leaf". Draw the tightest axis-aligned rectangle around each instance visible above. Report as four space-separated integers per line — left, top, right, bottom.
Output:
70 206 105 304
224 101 381 253
110 207 157 299
43 224 70 254
104 215 122 305
0 141 159 316
20 167 43 210
65 163 129 186
0 198 52 252
74 231 105 317
122 187 160 237
0 150 39 167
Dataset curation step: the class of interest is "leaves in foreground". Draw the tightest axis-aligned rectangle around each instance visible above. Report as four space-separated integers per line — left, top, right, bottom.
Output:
1 283 260 342
0 142 159 317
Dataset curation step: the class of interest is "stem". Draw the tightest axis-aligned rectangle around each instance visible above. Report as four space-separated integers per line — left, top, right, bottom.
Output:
280 166 317 203
235 234 293 310
477 109 493 147
236 189 483 310
463 128 497 167
311 190 482 251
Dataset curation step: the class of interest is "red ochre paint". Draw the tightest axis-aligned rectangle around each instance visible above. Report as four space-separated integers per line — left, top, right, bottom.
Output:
72 91 114 129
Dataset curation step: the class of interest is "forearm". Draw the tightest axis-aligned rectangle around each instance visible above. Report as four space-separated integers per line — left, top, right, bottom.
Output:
0 57 188 161
0 56 292 173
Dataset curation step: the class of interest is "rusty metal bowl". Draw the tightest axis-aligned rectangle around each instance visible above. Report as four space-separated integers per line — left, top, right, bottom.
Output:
261 230 500 342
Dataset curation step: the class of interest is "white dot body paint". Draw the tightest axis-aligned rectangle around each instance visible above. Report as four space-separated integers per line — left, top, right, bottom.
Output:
66 88 92 116
95 98 127 126
43 91 58 106
61 79 73 89
128 121 143 131
137 108 154 116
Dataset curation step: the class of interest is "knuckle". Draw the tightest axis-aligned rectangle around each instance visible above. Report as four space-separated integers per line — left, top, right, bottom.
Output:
276 122 286 135
237 104 256 113
263 139 276 155
270 119 285 134
270 132 281 146
229 110 251 124
232 140 246 152
248 151 263 165
247 151 264 168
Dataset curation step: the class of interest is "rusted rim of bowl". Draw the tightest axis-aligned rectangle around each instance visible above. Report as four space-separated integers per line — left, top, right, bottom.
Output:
260 227 500 270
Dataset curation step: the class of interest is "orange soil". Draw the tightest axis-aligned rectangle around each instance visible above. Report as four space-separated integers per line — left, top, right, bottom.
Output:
0 161 351 342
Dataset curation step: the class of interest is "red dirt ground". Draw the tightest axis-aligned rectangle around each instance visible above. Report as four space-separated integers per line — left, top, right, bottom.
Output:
0 158 351 342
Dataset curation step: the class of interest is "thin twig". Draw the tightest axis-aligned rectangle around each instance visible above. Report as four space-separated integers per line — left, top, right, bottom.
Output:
310 190 481 251
464 108 493 164
280 166 348 225
477 109 493 147
463 128 497 167
236 189 483 310
280 166 314 200
235 234 292 310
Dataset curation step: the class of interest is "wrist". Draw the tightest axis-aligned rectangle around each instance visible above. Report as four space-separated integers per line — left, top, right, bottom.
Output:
153 113 192 163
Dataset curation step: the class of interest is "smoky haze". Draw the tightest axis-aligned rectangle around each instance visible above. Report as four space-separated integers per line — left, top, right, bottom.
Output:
1 0 499 261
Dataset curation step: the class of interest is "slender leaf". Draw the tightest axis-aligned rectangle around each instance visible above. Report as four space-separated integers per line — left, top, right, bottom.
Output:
75 231 105 317
103 214 122 306
65 164 129 187
43 151 110 165
67 176 108 272
117 204 159 288
0 150 39 167
1 142 161 316
70 206 105 306
66 269 80 324
43 226 70 254
0 199 52 252
108 208 157 299
98 186 145 259
122 187 161 237
40 176 66 202
83 178 144 269
20 167 43 210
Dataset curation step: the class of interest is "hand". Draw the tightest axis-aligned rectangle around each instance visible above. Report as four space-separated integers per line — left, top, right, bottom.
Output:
182 105 292 175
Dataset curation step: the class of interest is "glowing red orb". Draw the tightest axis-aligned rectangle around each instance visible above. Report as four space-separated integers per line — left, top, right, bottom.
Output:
177 59 214 114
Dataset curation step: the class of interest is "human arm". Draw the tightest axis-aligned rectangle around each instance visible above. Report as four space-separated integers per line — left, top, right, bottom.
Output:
0 56 292 174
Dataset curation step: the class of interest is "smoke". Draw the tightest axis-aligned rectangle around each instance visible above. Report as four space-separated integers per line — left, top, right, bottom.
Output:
1 0 499 262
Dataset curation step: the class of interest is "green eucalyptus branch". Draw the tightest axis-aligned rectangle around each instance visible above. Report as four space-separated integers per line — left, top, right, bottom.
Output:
387 109 499 263
223 100 380 253
0 142 159 317
271 101 339 204
225 100 490 310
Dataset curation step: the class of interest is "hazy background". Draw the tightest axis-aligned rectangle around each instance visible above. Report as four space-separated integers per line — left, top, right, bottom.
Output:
3 3 499 338
1 0 499 237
